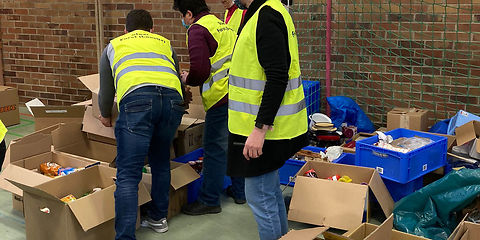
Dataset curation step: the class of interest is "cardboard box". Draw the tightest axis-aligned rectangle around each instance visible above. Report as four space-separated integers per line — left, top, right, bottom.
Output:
31 105 85 131
82 106 115 140
342 133 377 153
174 117 205 156
455 121 480 157
141 161 200 219
78 74 118 121
51 123 117 165
0 85 20 126
12 193 23 214
448 218 480 240
280 227 329 240
7 165 150 240
387 108 429 131
288 161 394 231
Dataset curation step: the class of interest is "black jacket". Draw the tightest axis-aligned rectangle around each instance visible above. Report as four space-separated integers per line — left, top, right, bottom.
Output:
227 0 308 178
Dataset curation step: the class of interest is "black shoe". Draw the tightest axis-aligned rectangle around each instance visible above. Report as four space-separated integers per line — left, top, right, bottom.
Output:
182 201 221 215
226 186 246 204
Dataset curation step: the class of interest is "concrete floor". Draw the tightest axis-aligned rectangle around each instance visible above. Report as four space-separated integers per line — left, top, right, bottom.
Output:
0 106 311 240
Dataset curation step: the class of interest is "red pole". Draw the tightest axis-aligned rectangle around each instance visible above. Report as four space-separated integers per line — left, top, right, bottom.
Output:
326 0 332 116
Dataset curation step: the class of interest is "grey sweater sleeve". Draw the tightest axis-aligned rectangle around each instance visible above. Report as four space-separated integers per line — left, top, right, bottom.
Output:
98 45 115 118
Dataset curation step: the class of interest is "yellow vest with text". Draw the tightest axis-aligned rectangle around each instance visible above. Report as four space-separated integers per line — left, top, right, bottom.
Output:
189 15 236 111
228 0 307 140
108 30 182 108
0 120 6 142
224 8 243 33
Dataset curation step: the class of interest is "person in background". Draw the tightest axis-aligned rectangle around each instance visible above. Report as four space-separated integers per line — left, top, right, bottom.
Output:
227 0 308 239
98 9 187 239
221 0 246 32
0 120 7 170
173 0 241 215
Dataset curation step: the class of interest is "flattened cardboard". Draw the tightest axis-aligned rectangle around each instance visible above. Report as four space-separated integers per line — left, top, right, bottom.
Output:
82 106 115 139
387 108 429 131
31 105 85 131
288 161 394 231
0 86 20 126
280 227 328 240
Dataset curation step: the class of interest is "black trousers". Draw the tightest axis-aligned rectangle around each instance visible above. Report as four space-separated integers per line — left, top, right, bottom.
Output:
0 140 6 170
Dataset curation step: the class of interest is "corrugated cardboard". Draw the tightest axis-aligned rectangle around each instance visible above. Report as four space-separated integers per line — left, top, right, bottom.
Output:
78 73 118 121
455 121 480 155
51 123 117 165
341 133 377 153
280 227 328 240
0 85 20 126
387 108 429 131
31 105 86 131
345 215 429 240
141 161 200 219
174 117 205 156
82 106 115 140
448 215 480 240
288 161 394 231
7 165 150 240
12 193 23 214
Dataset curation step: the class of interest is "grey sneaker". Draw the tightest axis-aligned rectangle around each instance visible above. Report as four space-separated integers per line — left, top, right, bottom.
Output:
141 216 168 233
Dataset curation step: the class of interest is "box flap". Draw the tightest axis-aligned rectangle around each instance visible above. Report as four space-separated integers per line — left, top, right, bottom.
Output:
73 99 92 106
0 85 14 91
82 106 115 139
68 185 116 231
177 117 205 132
170 162 200 190
0 164 24 196
9 133 52 162
6 176 61 203
456 121 480 147
25 98 45 115
0 163 51 195
364 214 393 240
288 175 368 230
389 108 410 115
78 74 100 93
51 123 84 150
31 105 85 118
368 171 394 217
280 227 328 240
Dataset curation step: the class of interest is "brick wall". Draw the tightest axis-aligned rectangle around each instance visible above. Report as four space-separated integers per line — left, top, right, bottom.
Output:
1 0 480 128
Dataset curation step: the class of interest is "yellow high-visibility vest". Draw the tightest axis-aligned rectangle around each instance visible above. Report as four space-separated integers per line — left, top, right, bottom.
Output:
228 0 307 140
0 120 7 142
108 30 182 108
224 7 243 32
189 14 236 111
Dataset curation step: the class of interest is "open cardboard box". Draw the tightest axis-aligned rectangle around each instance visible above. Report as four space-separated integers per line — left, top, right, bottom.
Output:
78 74 118 122
342 132 377 154
7 165 150 240
387 108 430 131
455 120 480 159
26 98 85 131
288 161 394 231
82 106 115 140
0 85 20 126
448 216 480 240
51 123 117 165
141 161 200 219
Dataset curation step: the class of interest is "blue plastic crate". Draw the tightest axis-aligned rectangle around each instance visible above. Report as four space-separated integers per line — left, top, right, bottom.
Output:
173 148 231 203
356 128 447 183
302 80 321 117
279 146 346 186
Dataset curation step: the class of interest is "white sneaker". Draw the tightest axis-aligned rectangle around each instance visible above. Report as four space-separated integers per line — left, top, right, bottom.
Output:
141 217 168 233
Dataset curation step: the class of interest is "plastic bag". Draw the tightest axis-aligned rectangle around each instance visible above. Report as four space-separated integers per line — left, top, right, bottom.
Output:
394 168 480 240
326 96 375 133
429 119 450 134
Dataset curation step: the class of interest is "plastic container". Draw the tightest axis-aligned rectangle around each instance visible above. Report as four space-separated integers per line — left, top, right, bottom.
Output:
302 80 321 118
355 128 447 183
279 146 346 186
173 148 232 203
447 110 480 135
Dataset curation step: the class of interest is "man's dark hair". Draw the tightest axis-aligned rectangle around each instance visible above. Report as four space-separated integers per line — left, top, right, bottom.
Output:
173 0 210 17
125 9 153 32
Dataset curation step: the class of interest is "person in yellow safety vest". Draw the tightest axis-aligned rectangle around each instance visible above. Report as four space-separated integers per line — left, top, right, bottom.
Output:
98 9 190 239
173 0 245 215
221 0 246 33
0 120 7 170
227 0 308 239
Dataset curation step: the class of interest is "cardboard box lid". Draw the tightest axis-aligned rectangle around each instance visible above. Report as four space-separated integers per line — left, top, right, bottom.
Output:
280 227 328 240
288 161 394 230
7 165 151 232
31 105 85 118
455 121 480 152
51 122 85 149
82 106 115 139
9 133 52 163
170 161 200 190
177 117 205 132
78 73 100 93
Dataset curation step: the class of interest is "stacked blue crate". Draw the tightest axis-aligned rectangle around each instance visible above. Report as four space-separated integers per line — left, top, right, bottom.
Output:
302 80 321 117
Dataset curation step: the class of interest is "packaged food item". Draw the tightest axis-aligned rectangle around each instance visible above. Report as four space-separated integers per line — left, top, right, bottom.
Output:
304 169 318 178
60 194 76 203
39 162 62 177
58 167 77 176
328 175 341 181
327 175 352 183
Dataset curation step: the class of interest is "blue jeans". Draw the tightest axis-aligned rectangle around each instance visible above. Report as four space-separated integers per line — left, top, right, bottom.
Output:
198 104 229 206
230 176 246 200
245 170 288 240
114 86 183 240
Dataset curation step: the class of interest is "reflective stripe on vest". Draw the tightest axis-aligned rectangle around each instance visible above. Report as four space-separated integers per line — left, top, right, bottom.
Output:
112 52 175 80
115 65 178 89
229 98 306 116
229 75 302 92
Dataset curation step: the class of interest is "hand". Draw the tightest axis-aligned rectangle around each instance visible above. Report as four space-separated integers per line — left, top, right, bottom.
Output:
99 115 112 127
243 125 273 160
184 86 193 105
180 71 189 84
